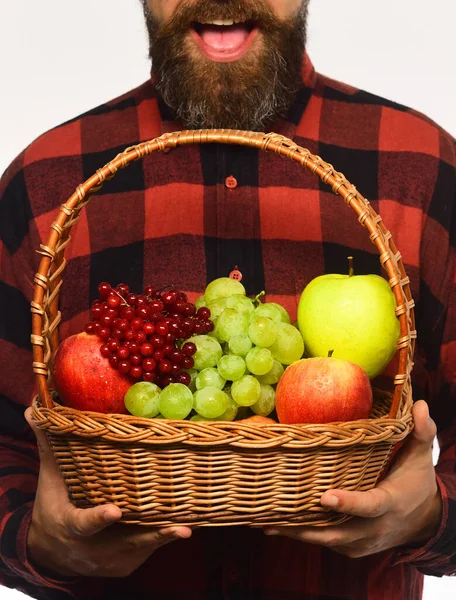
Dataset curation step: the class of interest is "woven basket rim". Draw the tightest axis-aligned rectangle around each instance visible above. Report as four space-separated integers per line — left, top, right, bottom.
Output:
32 388 413 450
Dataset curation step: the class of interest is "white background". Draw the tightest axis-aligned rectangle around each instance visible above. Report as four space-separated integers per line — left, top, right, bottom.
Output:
0 0 454 598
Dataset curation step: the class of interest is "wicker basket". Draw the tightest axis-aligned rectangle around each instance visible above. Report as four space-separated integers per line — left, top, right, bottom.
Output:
31 130 415 527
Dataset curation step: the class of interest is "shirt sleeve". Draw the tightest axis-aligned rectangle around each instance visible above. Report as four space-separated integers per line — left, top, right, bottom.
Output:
0 156 78 597
394 136 456 577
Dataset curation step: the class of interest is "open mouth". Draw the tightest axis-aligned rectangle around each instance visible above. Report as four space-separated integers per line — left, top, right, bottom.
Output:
191 20 259 62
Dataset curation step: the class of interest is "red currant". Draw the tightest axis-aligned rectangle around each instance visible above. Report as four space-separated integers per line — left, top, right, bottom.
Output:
169 349 184 364
144 285 156 297
142 358 156 372
197 307 211 320
153 350 165 362
182 342 197 356
176 372 191 386
143 322 155 336
124 329 135 342
143 371 156 383
99 327 111 340
131 318 144 331
182 356 194 369
109 355 120 368
156 321 169 336
130 354 142 366
162 291 177 305
140 343 154 357
85 323 95 334
108 339 120 352
100 344 111 358
134 330 147 344
159 359 172 373
107 294 121 309
118 347 130 360
120 306 136 321
118 360 131 375
98 282 112 298
130 366 142 379
116 283 129 296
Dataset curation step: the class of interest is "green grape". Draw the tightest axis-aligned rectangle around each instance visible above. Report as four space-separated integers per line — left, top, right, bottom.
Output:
267 322 305 365
158 383 193 420
206 296 229 320
155 413 166 419
217 354 246 381
205 277 246 304
267 302 291 323
214 308 249 342
251 384 276 416
225 294 255 317
256 359 285 385
252 303 282 323
193 386 229 418
190 414 213 422
191 335 223 370
245 347 274 375
228 333 253 357
194 295 206 310
231 375 261 406
218 390 238 421
124 382 161 418
195 367 226 390
185 368 198 392
248 317 278 347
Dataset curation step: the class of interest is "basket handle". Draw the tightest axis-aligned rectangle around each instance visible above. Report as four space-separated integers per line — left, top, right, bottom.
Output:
31 129 416 419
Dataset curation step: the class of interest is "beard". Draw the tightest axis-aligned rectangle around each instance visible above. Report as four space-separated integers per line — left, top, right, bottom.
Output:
142 0 308 131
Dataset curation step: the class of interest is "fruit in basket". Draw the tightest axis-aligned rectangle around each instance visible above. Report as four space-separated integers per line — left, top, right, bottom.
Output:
158 383 194 419
297 258 400 378
124 381 161 418
52 332 131 413
276 356 373 424
204 276 246 304
85 281 211 387
238 415 277 425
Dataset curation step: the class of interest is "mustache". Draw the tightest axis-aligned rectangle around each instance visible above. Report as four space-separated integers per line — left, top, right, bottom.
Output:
144 0 287 34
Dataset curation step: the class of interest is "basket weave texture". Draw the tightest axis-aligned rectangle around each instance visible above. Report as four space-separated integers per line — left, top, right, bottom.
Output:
31 130 415 527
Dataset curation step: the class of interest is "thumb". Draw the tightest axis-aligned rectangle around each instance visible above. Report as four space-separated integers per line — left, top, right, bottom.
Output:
410 400 437 447
389 400 436 473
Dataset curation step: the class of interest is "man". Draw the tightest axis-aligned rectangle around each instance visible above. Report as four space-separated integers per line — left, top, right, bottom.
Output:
0 0 454 599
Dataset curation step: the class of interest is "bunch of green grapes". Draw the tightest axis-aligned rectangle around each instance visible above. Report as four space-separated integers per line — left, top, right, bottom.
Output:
124 277 305 421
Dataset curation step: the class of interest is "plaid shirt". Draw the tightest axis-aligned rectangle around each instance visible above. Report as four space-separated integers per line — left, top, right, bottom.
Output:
0 55 455 600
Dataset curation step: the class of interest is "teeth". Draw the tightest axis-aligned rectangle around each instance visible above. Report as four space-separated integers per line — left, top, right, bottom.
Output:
201 19 235 26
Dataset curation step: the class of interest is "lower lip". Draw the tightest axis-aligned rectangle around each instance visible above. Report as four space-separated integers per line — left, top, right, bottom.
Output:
190 27 259 63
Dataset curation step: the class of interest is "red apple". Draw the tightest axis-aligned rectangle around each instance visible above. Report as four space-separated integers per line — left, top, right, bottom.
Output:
52 332 131 414
276 357 373 424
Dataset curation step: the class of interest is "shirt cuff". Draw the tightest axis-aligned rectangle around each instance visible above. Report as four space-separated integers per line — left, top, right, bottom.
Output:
392 475 456 575
4 504 79 593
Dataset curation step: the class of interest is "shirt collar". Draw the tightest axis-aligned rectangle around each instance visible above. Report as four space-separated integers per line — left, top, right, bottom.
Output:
154 52 317 140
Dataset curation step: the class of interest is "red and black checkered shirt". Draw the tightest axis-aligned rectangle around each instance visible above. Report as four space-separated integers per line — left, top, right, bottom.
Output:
1 55 455 600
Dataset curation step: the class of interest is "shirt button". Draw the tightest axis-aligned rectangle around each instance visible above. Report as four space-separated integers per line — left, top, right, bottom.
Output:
225 175 238 189
228 568 240 582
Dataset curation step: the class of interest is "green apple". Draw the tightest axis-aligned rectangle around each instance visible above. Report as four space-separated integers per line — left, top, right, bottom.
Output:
297 264 400 379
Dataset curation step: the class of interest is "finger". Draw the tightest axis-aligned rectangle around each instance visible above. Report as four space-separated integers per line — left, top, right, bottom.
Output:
320 487 393 518
122 526 193 551
264 522 365 548
65 504 123 537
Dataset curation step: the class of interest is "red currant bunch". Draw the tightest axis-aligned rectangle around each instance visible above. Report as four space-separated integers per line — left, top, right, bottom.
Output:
84 282 212 387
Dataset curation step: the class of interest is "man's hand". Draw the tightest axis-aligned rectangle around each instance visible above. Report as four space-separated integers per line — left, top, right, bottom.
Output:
25 408 192 578
263 400 442 558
